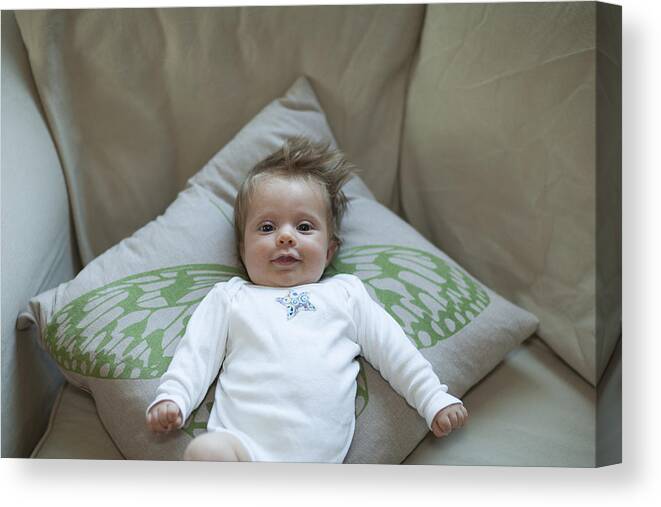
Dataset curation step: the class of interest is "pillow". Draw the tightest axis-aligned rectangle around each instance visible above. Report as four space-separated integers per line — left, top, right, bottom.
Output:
19 77 538 463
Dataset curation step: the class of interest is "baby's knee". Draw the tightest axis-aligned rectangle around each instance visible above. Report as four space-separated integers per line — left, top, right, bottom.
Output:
183 431 252 462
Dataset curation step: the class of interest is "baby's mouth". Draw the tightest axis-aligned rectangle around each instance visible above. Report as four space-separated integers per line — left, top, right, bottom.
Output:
271 255 301 266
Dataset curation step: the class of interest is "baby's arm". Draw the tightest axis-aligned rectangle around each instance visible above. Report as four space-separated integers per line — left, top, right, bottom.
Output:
145 284 231 432
345 275 465 434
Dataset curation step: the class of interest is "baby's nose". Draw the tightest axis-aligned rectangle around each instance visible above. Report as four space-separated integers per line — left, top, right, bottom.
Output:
277 228 296 245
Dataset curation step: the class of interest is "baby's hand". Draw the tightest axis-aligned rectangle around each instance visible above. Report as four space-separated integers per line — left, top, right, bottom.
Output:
431 403 468 438
146 400 183 433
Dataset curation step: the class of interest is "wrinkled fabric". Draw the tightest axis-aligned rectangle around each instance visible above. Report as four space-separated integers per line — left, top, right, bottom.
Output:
1 11 77 458
16 5 424 264
400 3 620 385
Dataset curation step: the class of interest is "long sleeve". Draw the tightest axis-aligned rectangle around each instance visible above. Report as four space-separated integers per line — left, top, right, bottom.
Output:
145 283 232 426
345 275 462 429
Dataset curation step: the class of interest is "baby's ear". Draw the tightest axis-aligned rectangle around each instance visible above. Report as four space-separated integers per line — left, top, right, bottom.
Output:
325 239 338 266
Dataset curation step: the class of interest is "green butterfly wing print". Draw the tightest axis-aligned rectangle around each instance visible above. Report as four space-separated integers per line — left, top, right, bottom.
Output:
326 245 490 416
327 245 490 347
46 264 241 380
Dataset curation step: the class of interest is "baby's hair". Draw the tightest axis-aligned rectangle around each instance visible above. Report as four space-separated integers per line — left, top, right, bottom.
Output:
234 137 354 257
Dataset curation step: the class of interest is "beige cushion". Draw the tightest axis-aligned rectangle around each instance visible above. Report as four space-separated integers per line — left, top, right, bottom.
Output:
32 385 123 460
15 5 424 264
20 77 537 463
1 10 76 458
405 337 600 467
399 2 620 385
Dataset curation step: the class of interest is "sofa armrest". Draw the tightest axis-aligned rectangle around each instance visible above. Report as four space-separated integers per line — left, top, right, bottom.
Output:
1 11 81 457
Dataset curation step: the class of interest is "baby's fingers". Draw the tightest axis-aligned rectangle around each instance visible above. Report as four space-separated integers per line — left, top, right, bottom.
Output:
166 404 180 424
145 410 154 430
146 409 165 432
456 406 468 428
450 408 467 429
168 403 183 428
431 419 446 438
156 404 167 428
433 415 452 437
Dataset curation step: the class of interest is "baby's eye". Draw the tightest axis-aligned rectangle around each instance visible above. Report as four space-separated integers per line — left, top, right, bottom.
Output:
297 222 312 232
259 224 275 233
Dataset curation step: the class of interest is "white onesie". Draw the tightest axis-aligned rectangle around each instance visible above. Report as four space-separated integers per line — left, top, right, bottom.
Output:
147 273 461 463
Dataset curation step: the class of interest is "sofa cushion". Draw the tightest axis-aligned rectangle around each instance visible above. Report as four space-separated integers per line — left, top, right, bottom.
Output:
1 10 77 459
399 2 620 385
20 77 538 463
15 5 425 264
31 384 124 460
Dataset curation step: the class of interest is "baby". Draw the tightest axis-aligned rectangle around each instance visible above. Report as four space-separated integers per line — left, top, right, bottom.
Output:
146 137 468 462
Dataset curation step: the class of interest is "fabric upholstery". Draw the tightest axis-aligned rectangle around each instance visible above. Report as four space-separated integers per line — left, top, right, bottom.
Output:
405 337 598 467
399 2 620 385
0 11 79 458
31 384 124 460
15 5 424 264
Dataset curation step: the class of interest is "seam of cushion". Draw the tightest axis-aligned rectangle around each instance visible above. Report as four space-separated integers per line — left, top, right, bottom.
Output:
30 382 66 458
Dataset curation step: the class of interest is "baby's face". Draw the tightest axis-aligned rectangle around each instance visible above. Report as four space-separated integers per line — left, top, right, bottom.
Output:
241 176 337 287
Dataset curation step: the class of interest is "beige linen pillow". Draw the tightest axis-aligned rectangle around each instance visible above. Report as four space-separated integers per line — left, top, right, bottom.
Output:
20 77 538 463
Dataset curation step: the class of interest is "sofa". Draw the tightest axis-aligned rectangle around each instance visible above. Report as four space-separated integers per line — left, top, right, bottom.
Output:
1 2 621 465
